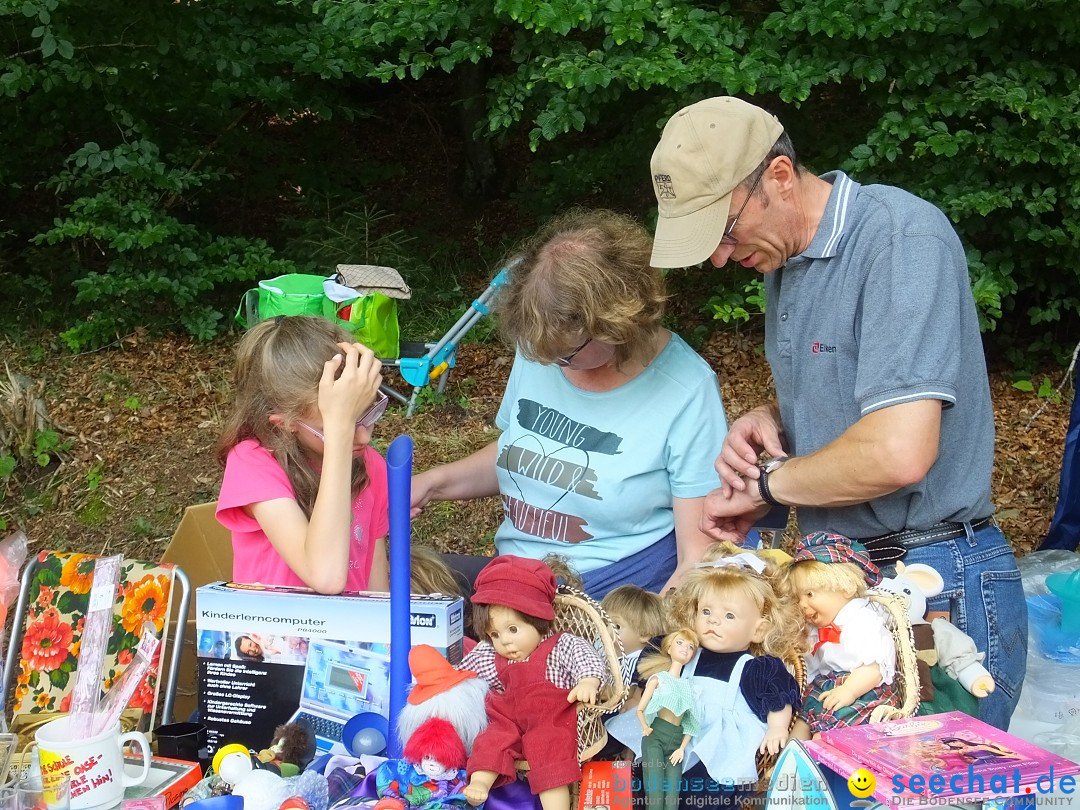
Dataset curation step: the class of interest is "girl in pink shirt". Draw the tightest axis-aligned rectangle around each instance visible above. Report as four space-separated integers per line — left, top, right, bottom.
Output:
216 316 390 593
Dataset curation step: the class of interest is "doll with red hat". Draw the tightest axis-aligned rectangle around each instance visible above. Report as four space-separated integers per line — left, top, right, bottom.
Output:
374 717 469 810
783 531 899 738
457 556 606 810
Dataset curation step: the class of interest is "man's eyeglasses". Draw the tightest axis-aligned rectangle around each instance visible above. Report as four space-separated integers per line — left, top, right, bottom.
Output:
297 390 389 441
719 171 764 246
555 339 591 367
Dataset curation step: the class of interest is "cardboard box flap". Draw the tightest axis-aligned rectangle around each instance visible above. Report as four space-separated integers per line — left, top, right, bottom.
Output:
161 502 232 723
161 503 232 606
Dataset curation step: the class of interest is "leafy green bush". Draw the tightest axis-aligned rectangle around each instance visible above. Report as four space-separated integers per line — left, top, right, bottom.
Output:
1 0 1076 355
329 0 1078 342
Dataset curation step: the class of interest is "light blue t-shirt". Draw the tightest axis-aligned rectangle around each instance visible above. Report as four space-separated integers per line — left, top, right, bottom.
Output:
494 333 727 572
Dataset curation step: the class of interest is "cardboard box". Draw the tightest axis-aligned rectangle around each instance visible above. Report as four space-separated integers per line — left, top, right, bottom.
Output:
196 582 464 756
160 503 234 723
578 761 634 810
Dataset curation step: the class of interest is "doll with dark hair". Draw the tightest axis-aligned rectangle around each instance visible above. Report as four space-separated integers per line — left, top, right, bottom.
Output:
457 556 606 810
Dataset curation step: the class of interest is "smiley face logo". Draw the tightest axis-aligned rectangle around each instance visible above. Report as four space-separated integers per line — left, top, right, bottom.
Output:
847 768 876 798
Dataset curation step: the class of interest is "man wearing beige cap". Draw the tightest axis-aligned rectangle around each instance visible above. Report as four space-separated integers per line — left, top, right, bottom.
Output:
649 96 1024 731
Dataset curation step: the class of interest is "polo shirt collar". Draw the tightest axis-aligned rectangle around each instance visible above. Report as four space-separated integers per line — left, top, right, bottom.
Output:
800 170 860 259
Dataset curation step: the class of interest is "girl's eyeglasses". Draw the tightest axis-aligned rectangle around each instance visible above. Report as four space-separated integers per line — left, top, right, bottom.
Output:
555 338 591 367
297 390 388 441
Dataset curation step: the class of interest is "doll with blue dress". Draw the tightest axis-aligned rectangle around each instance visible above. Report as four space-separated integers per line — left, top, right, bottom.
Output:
666 545 804 802
602 544 803 806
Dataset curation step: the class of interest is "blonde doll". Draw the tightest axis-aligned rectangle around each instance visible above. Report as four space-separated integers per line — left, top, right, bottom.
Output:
636 629 699 810
784 532 898 738
601 585 668 689
666 545 802 785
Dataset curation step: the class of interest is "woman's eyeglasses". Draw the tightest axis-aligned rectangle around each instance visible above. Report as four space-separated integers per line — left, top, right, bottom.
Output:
297 390 389 441
555 339 591 367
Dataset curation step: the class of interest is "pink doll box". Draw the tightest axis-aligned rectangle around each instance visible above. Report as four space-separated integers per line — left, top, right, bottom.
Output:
820 711 1080 787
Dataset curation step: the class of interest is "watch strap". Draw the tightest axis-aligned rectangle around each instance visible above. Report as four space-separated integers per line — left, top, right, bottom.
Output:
758 465 783 507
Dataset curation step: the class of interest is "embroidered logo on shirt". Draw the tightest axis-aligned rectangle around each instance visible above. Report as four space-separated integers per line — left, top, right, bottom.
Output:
811 341 837 354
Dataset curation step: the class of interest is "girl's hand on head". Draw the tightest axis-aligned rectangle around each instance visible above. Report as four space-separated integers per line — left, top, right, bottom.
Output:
318 342 383 432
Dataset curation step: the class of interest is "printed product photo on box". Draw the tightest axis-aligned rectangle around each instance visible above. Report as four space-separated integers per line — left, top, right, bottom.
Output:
195 582 464 756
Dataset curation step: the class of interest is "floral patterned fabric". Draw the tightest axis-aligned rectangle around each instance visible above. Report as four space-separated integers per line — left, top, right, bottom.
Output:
13 552 174 727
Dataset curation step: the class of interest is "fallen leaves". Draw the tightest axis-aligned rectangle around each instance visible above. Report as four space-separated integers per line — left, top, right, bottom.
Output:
0 331 1072 562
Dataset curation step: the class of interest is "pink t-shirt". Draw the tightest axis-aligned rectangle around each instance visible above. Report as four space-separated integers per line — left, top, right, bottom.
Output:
216 439 389 591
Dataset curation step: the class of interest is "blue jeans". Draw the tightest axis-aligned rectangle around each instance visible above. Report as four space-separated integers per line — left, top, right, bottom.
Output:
580 529 677 600
884 521 1027 730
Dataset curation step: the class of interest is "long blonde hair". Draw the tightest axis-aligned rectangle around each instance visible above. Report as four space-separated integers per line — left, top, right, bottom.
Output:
216 316 369 515
667 542 806 661
497 209 667 370
637 628 698 680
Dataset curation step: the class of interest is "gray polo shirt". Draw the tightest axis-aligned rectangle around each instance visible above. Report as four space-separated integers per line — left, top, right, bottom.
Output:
763 171 995 537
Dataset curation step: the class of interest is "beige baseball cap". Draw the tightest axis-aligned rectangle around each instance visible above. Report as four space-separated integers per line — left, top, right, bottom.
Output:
650 97 784 268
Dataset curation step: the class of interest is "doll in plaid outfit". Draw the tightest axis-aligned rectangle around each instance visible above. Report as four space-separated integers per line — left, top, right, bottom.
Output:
458 556 606 810
785 532 899 737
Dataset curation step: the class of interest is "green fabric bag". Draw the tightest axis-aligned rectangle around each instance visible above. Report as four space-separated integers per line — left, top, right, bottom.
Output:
235 272 402 359
235 274 328 327
325 293 400 359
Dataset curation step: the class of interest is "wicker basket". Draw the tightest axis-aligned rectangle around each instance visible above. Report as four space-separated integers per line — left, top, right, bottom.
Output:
515 585 628 769
865 588 922 722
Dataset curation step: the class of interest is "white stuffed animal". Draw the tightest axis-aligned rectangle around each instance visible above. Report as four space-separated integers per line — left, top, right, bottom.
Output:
877 561 995 700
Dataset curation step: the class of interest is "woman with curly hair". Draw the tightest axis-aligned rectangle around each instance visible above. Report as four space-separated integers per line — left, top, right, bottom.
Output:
410 209 729 598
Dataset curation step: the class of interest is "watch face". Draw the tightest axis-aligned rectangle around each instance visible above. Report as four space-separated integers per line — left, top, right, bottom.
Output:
762 457 788 473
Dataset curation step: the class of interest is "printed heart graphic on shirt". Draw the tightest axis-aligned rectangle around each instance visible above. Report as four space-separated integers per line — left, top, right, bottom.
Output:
504 434 591 511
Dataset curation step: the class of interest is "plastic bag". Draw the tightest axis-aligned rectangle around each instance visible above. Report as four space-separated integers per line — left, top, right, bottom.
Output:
0 530 30 722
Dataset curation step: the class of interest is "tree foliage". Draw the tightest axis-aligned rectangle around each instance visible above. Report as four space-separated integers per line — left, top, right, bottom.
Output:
1 0 1077 351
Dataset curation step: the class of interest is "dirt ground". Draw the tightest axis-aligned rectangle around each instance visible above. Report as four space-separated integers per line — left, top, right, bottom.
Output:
1 327 1072 564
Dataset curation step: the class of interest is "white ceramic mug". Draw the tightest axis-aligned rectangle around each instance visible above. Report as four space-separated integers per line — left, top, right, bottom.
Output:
35 716 152 810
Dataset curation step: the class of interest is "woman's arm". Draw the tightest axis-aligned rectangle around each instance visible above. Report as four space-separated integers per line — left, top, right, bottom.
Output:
660 496 715 593
410 439 501 515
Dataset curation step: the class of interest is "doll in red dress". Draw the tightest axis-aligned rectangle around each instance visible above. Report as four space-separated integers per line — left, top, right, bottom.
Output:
458 556 607 810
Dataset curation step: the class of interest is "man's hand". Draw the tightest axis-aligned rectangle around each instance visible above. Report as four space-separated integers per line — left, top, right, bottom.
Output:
715 406 786 494
701 486 770 542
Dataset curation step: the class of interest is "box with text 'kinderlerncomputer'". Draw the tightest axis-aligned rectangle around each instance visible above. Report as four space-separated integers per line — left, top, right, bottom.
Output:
195 582 464 756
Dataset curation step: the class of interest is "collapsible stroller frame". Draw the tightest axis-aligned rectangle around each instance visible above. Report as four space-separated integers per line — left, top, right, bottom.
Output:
381 265 510 416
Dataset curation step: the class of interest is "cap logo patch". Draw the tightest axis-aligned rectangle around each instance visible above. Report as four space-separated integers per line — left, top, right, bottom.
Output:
654 173 676 200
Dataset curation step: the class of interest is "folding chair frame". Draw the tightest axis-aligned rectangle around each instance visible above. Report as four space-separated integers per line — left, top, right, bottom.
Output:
381 265 510 416
2 555 191 727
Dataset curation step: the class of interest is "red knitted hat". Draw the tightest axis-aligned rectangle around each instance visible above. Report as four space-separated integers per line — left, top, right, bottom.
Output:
471 556 557 621
403 717 466 771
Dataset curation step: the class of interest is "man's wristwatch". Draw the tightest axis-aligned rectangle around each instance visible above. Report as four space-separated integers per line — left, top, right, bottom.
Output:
757 457 789 507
